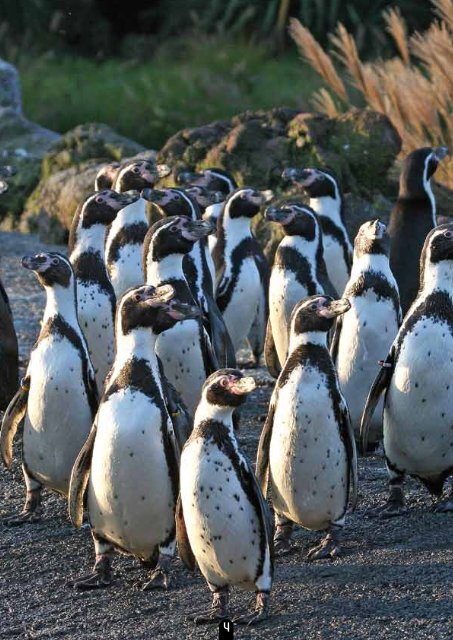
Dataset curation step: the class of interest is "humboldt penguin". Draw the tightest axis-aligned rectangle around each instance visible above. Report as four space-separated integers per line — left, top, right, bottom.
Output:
1 253 97 525
69 284 199 590
177 369 273 624
141 187 236 367
69 189 139 390
94 162 120 191
283 167 352 295
256 295 358 558
332 219 401 446
388 146 448 315
143 215 217 415
264 201 333 376
361 223 453 515
105 159 170 299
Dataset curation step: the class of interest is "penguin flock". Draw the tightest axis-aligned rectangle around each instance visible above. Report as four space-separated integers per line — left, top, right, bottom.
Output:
0 146 452 626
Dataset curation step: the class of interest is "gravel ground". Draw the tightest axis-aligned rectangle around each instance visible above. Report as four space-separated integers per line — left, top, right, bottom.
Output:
0 231 452 640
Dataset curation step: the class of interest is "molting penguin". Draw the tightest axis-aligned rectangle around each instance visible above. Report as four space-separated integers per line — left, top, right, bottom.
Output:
69 284 199 590
264 202 333 376
1 253 97 525
69 189 139 390
142 187 236 368
256 295 357 559
361 223 453 515
143 215 217 415
177 369 273 625
213 187 266 354
388 146 448 315
105 159 170 299
332 220 401 446
283 167 353 295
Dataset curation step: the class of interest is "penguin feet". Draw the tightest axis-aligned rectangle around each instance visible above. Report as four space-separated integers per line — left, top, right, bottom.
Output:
187 588 230 624
142 554 171 590
273 522 294 556
306 533 341 562
367 498 407 518
72 555 112 590
3 489 43 527
234 592 270 626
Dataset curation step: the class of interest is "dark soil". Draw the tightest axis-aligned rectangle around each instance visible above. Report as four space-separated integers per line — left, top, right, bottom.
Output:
1 231 452 640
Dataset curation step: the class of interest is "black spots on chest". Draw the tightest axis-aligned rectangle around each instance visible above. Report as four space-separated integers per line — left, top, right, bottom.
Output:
37 315 98 417
320 217 351 269
345 270 400 317
73 252 116 316
397 291 453 356
107 222 148 264
274 246 317 292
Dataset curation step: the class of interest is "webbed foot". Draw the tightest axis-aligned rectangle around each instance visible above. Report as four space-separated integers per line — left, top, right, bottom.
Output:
142 553 171 590
72 556 112 590
234 592 269 626
187 589 229 624
3 489 42 526
306 535 341 561
273 520 293 556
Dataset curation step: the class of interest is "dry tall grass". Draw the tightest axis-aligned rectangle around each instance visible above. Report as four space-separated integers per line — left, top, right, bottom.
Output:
289 0 453 188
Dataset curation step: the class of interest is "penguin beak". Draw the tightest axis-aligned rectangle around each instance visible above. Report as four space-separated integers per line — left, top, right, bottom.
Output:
433 146 448 161
230 376 256 395
166 301 201 321
282 167 316 186
265 206 294 224
177 170 203 186
142 284 175 305
110 191 139 208
140 188 164 203
185 219 215 239
319 298 351 319
21 254 49 272
372 218 387 238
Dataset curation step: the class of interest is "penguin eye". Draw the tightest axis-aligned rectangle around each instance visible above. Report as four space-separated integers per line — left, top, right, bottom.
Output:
51 258 59 266
310 303 318 310
444 230 453 239
95 196 104 203
132 167 140 174
170 225 178 232
134 293 141 302
173 194 181 200
220 378 229 388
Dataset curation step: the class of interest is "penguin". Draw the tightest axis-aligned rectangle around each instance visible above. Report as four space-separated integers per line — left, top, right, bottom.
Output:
177 369 273 625
94 162 120 191
361 223 453 515
332 219 401 446
213 187 266 354
256 295 358 559
388 146 448 315
69 189 139 390
69 284 200 590
104 159 170 299
141 187 236 368
1 252 97 525
143 215 217 415
264 201 333 376
282 167 353 296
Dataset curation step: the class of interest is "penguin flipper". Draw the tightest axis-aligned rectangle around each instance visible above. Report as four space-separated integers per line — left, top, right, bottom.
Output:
0 376 29 468
175 494 196 571
264 319 281 379
241 456 274 566
360 348 395 454
205 293 236 368
202 327 219 375
68 421 98 528
329 314 343 362
340 400 358 511
256 387 277 496
158 359 192 450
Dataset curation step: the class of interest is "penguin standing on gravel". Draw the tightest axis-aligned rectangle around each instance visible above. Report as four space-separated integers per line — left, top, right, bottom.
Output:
1 253 97 525
332 219 401 445
105 159 170 299
69 284 200 590
361 223 453 515
177 369 273 625
143 215 217 415
256 295 357 559
264 201 333 376
69 189 139 390
283 167 352 295
388 146 448 315
213 187 266 355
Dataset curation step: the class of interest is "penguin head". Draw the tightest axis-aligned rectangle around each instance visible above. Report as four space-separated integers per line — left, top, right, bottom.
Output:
94 162 120 191
354 219 389 257
118 284 200 336
141 187 200 220
80 190 139 227
202 368 256 408
176 168 236 195
144 216 214 264
184 185 224 211
290 295 351 335
282 167 340 199
114 160 170 193
399 147 448 200
420 223 453 288
265 202 318 239
22 252 74 289
224 188 264 219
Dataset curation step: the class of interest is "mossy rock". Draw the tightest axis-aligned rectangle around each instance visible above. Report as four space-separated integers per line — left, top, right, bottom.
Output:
41 123 146 179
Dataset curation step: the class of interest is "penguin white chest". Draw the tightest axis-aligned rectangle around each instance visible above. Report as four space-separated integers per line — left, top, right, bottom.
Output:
385 319 453 477
323 234 349 295
77 281 114 390
156 319 207 415
88 389 175 559
222 258 261 351
108 243 144 299
24 335 93 494
180 438 265 591
269 366 348 530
